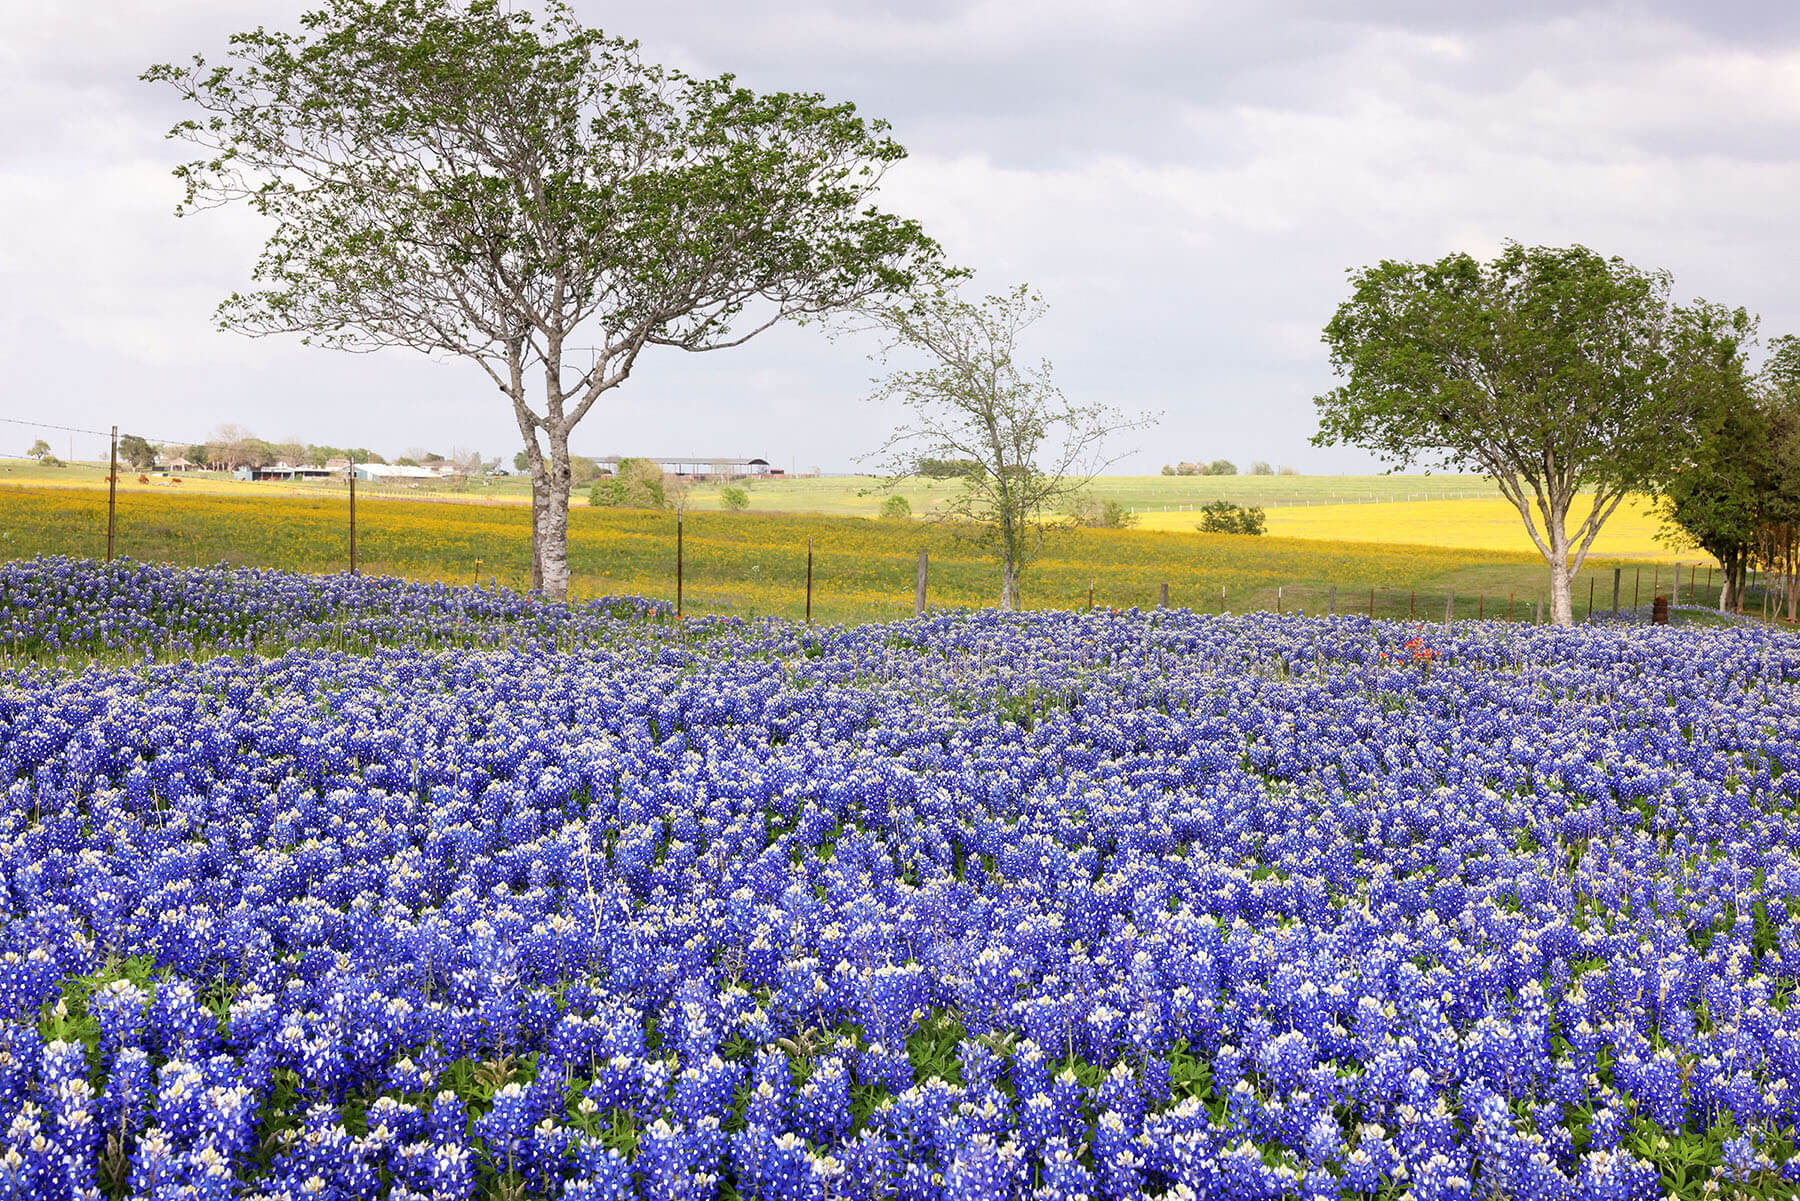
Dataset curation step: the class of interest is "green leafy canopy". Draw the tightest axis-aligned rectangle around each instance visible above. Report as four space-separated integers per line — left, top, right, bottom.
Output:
1312 241 1753 621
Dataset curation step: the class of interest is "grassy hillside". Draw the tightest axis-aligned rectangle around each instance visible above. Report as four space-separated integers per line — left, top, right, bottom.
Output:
0 483 1708 625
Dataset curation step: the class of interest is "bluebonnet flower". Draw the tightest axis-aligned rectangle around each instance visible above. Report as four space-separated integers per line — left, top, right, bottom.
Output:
1 560 1798 1193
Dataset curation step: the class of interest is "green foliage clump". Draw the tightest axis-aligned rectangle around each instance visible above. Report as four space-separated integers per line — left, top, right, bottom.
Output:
879 494 912 520
917 457 979 480
719 485 749 512
1197 499 1265 535
1069 497 1136 529
590 458 668 510
118 434 158 470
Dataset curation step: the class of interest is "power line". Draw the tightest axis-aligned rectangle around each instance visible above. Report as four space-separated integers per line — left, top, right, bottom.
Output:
0 415 207 449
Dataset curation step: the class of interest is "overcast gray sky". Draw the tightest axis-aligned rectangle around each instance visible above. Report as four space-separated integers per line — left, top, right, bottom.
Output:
3 1 1797 471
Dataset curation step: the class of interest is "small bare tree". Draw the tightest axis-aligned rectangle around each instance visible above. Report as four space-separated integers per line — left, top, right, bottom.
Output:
862 284 1156 608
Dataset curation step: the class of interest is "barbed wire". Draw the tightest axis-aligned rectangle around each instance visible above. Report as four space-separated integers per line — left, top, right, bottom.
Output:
0 415 209 452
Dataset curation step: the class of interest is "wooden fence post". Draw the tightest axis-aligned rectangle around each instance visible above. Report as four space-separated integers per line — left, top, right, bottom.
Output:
1672 563 1680 606
1220 585 1226 613
1634 566 1641 609
1277 585 1283 614
1444 591 1454 622
676 510 684 618
1368 587 1374 618
1159 582 1169 609
1328 584 1336 616
1587 575 1594 619
1478 593 1485 619
806 537 813 623
1612 567 1621 612
914 550 927 618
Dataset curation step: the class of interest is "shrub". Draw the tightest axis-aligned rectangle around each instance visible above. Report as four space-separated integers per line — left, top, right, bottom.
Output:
880 494 912 520
1197 500 1265 535
720 485 749 512
1278 464 1298 476
589 457 667 509
1202 459 1237 476
1069 497 1136 529
1176 461 1200 476
1250 460 1273 475
1160 464 1176 476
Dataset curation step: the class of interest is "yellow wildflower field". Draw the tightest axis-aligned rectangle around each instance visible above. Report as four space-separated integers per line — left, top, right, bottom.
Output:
0 483 1706 624
1134 495 1686 560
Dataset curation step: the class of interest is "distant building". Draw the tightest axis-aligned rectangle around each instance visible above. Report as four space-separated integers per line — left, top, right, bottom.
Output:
233 462 341 482
153 456 196 474
351 463 442 482
595 455 782 480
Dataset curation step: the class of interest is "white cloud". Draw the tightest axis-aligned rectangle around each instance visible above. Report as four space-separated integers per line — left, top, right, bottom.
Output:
2 0 1798 471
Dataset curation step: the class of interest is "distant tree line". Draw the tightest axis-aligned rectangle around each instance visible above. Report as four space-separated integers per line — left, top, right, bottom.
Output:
1158 460 1297 477
94 425 521 479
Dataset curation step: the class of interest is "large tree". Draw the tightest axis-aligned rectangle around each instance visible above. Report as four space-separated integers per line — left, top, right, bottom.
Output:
862 284 1155 609
1656 397 1769 613
146 0 940 598
1755 339 1800 623
1313 242 1750 625
117 434 159 471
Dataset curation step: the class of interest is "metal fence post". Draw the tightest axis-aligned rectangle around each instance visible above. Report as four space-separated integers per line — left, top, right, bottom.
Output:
914 550 927 618
348 467 358 575
106 425 117 561
806 537 813 623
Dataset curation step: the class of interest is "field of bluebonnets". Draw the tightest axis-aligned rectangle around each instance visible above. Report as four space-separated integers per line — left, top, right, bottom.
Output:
3 556 1800 1201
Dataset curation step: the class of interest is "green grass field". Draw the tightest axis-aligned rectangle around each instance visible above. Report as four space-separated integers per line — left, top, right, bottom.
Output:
0 482 1715 625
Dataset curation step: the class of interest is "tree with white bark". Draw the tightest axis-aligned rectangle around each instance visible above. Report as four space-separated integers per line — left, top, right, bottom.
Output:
146 0 941 598
1313 242 1750 625
862 284 1156 609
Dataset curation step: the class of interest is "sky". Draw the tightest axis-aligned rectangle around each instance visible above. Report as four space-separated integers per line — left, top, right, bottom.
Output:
3 1 1799 472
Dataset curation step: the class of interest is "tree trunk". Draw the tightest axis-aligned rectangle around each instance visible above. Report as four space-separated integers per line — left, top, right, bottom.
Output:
528 471 548 594
1720 561 1739 613
540 429 573 601
1000 559 1020 611
1548 546 1574 627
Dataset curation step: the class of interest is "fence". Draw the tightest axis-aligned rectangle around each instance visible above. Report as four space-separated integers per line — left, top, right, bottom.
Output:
7 422 1794 628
